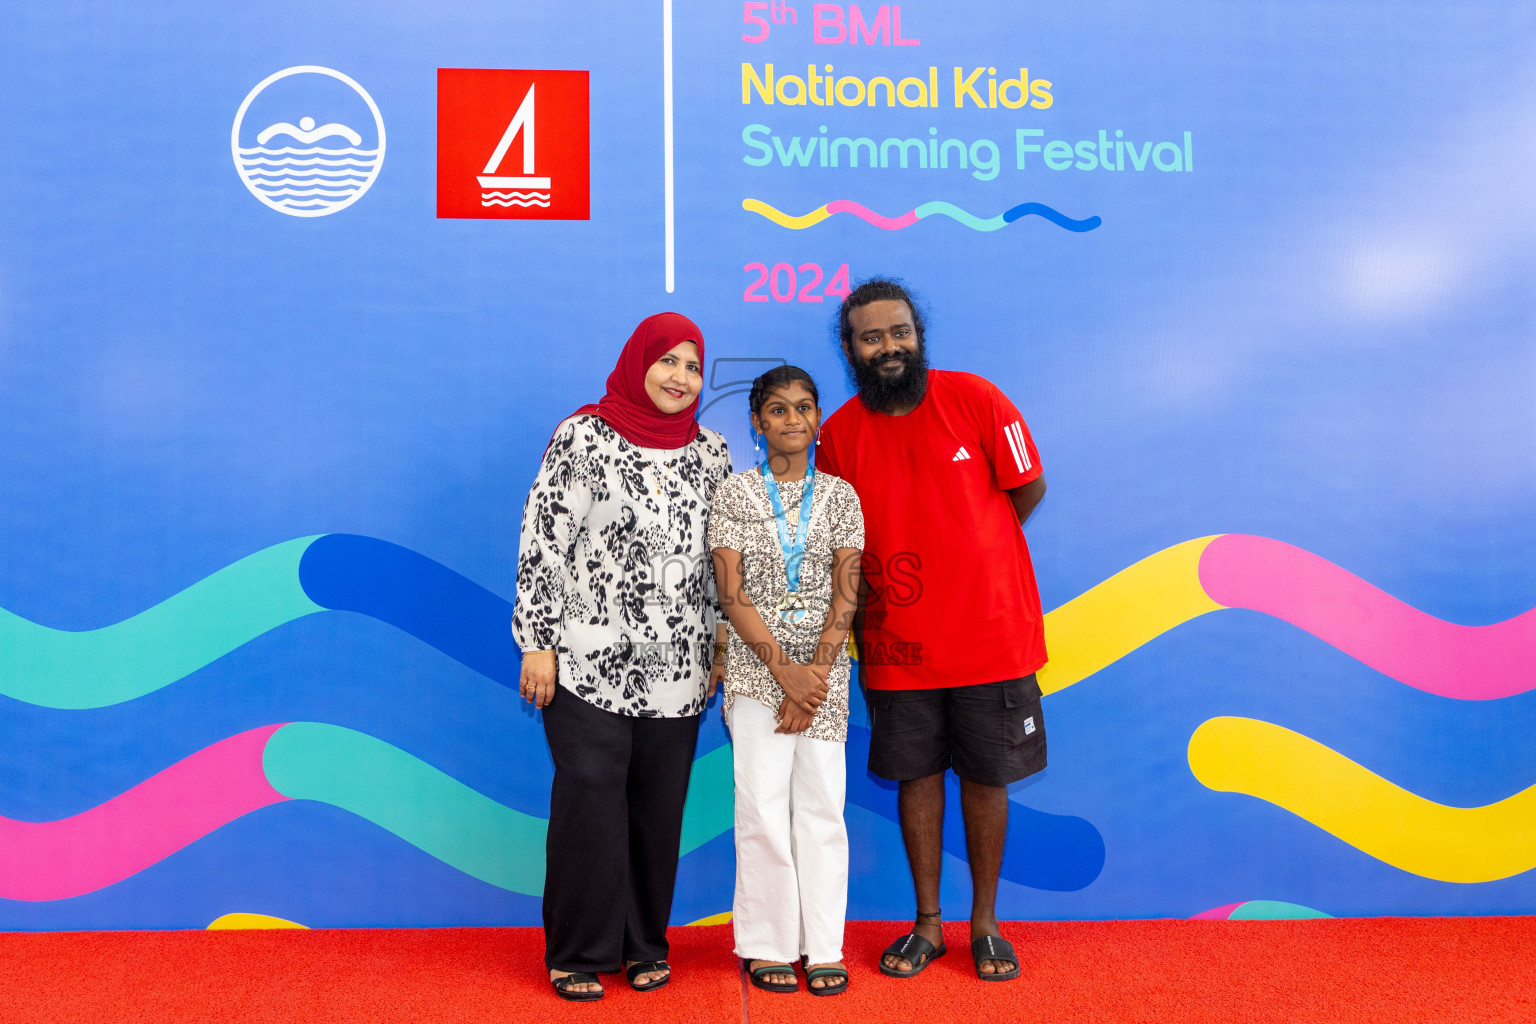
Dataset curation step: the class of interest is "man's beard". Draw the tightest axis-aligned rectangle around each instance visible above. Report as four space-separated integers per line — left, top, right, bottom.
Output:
850 342 929 414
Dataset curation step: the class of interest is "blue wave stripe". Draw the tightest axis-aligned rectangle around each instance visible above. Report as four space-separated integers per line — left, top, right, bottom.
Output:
1003 203 1104 232
297 535 521 690
845 724 1105 891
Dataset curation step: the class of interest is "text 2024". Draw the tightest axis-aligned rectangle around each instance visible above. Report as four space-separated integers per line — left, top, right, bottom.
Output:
743 262 852 303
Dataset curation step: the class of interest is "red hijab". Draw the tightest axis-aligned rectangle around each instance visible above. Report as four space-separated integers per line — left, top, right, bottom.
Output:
560 312 705 450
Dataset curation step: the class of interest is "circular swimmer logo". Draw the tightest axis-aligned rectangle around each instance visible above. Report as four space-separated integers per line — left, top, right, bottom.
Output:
231 66 386 217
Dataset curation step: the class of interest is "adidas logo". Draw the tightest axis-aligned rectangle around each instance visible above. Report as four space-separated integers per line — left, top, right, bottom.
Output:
952 446 972 461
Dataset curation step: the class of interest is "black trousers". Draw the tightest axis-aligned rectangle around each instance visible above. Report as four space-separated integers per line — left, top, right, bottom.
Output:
541 690 702 974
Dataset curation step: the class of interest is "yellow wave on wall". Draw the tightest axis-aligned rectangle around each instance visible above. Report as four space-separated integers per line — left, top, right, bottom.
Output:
1037 536 1223 695
1189 716 1536 883
207 912 308 930
740 198 831 229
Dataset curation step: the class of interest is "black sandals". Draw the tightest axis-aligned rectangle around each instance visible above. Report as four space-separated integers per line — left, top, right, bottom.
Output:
744 959 799 993
878 931 947 977
970 935 1020 981
801 957 849 996
551 972 603 1001
626 959 671 992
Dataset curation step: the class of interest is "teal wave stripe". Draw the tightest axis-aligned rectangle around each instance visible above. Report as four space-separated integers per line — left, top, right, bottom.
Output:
914 200 1007 231
679 743 734 855
0 537 324 709
263 722 550 896
1229 900 1332 920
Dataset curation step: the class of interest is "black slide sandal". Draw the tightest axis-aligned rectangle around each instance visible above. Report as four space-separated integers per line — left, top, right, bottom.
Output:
625 959 671 992
744 959 799 993
878 932 947 978
801 957 849 996
970 935 1021 981
551 972 604 1001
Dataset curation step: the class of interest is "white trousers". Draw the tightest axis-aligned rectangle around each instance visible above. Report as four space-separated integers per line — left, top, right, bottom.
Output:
728 697 849 965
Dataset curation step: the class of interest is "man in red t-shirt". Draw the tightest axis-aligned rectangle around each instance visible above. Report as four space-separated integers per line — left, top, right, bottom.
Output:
816 279 1048 984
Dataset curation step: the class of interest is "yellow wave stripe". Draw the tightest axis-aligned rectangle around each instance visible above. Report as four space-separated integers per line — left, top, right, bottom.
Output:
1037 536 1223 695
741 198 831 229
1190 716 1536 883
207 912 309 930
686 911 733 926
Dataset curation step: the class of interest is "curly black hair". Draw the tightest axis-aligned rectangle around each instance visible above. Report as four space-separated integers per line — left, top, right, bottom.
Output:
836 277 927 352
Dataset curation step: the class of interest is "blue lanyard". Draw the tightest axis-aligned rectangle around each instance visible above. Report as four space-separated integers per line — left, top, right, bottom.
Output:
759 462 815 594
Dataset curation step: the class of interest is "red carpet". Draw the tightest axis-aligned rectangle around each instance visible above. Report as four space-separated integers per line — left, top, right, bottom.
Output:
1 918 1532 1023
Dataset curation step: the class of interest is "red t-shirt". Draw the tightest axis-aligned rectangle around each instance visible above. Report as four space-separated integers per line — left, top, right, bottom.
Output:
816 369 1046 690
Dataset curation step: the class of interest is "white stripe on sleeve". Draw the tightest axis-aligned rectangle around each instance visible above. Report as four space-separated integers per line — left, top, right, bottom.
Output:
1002 420 1025 472
1008 422 1032 471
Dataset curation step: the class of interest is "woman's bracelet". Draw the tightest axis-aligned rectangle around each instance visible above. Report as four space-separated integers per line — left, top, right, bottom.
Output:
714 641 728 659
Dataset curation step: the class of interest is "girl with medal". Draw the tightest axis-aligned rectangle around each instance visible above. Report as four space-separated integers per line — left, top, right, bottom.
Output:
708 366 864 996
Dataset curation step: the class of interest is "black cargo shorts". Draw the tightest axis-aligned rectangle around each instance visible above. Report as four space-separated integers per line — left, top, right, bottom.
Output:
865 673 1047 786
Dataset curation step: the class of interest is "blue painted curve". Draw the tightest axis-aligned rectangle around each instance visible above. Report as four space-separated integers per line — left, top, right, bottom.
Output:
1002 202 1103 232
298 534 521 690
845 724 1106 892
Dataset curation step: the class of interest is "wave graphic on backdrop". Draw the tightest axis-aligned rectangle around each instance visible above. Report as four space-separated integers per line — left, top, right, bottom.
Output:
0 723 729 901
1189 716 1536 883
1037 533 1536 699
207 913 308 930
9 532 1526 894
0 720 1102 900
4 533 1532 709
1038 537 1222 693
1190 900 1331 920
480 191 550 208
206 911 732 929
0 537 324 709
0 726 287 901
846 724 1105 891
230 67 387 218
0 724 545 901
235 146 381 214
0 536 518 708
741 197 1102 232
1196 535 1536 700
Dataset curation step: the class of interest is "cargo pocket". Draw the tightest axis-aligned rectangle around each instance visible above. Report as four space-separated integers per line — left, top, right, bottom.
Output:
1003 675 1047 776
862 685 892 730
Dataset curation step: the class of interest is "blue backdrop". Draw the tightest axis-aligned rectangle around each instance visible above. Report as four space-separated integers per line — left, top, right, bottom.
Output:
1 0 1533 930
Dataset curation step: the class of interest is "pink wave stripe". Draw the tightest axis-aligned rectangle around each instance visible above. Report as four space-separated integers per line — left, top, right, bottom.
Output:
1190 903 1243 920
0 725 288 901
824 199 919 230
1199 534 1536 700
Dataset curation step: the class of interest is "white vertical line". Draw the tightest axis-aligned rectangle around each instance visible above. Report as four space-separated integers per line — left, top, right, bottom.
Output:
663 0 675 293
1003 422 1025 472
1012 423 1032 470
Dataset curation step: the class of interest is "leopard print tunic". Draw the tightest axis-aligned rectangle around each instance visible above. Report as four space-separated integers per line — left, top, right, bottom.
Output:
707 469 863 742
512 414 732 717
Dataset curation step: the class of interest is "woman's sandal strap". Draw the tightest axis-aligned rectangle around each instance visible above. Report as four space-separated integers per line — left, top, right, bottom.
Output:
626 960 671 990
552 972 604 1001
625 960 669 981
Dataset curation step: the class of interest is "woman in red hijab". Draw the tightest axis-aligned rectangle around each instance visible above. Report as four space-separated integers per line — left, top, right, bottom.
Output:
512 313 733 1001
